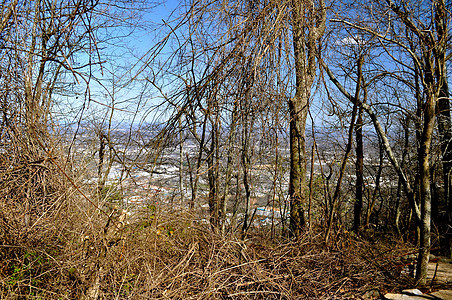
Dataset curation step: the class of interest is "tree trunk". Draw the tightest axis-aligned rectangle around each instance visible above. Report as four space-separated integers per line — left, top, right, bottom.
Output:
325 55 362 242
289 0 326 238
354 105 364 233
353 56 366 233
366 137 384 227
395 116 411 237
191 113 208 209
208 109 221 232
98 132 106 195
321 59 421 224
414 39 437 282
416 85 436 284
221 101 239 235
179 113 184 205
288 96 308 236
325 99 358 242
434 0 452 258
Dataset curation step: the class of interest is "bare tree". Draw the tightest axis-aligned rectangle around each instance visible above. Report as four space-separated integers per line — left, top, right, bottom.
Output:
324 0 451 283
289 0 326 237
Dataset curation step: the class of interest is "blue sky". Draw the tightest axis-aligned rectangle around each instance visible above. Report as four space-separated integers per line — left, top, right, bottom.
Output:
55 1 183 127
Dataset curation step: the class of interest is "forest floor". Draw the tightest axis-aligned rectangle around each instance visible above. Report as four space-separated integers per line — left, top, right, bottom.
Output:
426 257 452 286
1 203 452 299
1 151 452 299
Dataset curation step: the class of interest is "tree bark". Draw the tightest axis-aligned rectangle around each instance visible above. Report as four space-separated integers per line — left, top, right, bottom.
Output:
354 105 364 232
416 88 435 284
353 56 366 233
395 116 411 237
221 101 239 235
289 0 326 238
434 0 452 258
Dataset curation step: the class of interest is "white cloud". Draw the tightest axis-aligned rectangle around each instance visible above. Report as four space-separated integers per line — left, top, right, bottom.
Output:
335 36 365 46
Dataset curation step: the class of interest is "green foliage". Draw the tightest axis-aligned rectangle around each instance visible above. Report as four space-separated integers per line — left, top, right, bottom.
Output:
7 265 24 286
7 251 48 291
121 273 137 295
141 204 157 228
101 182 123 205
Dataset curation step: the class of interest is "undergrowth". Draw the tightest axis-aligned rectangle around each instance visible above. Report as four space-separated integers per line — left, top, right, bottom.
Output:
1 200 421 299
0 143 441 299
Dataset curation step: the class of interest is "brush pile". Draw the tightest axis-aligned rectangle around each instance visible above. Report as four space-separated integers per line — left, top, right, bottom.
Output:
0 131 438 299
1 189 420 299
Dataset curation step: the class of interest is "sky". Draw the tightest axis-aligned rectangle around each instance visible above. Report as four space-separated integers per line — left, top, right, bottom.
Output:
55 0 182 127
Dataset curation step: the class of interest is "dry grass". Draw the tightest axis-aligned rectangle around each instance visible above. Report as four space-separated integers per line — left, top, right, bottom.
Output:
1 200 418 299
0 140 432 299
